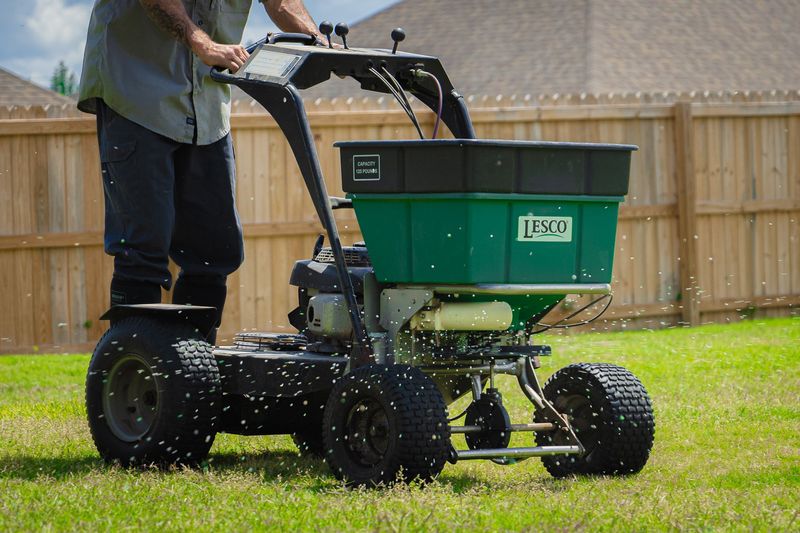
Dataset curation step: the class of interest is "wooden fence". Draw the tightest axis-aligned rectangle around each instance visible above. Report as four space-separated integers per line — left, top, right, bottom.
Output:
0 90 798 353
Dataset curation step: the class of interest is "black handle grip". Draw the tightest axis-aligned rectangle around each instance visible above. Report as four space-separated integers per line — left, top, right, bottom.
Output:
210 66 238 84
268 32 318 45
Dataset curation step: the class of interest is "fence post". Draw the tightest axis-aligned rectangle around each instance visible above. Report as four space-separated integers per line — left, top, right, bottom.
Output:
673 101 700 325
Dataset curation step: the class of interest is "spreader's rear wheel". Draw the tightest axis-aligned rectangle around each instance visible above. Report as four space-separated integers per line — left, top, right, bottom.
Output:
86 316 221 467
535 362 655 477
102 354 160 442
322 364 450 487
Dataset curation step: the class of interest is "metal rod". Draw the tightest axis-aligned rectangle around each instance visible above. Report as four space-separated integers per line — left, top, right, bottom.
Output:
516 356 585 454
420 363 518 376
455 446 581 460
405 283 612 296
450 423 556 434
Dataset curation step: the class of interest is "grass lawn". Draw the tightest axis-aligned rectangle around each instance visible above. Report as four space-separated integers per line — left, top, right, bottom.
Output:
1 318 798 531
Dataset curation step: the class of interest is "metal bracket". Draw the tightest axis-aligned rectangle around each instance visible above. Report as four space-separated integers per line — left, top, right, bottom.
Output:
516 356 584 453
379 288 434 362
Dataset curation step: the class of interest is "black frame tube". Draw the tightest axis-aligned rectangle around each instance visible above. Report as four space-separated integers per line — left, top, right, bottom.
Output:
210 42 477 368
225 81 373 367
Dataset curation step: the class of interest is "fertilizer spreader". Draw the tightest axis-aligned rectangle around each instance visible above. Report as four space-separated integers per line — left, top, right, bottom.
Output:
86 23 655 486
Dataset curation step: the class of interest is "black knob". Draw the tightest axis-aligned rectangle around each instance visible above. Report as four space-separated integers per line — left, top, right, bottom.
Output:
391 27 406 54
334 22 349 49
334 22 349 36
319 20 333 48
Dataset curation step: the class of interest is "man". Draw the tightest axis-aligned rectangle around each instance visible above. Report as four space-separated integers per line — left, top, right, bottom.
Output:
78 0 320 342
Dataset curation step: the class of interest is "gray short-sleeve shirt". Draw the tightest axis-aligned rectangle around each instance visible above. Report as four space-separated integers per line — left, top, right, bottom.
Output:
78 0 256 145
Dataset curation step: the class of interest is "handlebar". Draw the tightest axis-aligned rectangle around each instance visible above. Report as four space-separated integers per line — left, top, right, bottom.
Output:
209 65 237 84
267 32 317 45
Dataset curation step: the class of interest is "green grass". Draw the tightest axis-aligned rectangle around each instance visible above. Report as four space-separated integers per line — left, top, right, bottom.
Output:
1 318 799 531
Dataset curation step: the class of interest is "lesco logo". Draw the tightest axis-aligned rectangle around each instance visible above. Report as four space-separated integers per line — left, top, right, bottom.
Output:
517 216 573 242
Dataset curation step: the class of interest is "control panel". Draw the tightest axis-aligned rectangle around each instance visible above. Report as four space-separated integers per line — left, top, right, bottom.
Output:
222 23 441 92
210 22 477 142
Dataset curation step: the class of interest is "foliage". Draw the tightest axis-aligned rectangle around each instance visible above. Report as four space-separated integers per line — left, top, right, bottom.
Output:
0 318 798 531
49 61 76 96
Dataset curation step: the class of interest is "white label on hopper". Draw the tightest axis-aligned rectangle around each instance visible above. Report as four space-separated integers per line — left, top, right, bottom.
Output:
517 216 573 242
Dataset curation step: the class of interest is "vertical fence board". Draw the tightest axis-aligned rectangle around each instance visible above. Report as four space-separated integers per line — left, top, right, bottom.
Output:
674 102 700 324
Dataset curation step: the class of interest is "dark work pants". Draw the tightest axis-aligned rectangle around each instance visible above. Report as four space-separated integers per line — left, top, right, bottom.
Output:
96 101 244 332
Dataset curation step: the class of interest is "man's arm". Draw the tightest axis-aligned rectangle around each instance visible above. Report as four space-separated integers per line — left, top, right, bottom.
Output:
262 0 319 39
139 0 249 71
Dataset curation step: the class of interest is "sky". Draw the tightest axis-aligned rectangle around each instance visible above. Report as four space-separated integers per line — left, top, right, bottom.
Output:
0 0 398 90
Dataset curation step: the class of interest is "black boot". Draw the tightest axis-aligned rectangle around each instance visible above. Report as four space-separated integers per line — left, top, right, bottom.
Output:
110 277 162 307
172 274 227 345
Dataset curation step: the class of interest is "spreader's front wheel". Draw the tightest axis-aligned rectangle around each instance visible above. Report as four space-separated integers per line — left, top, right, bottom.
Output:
535 362 655 477
322 364 450 487
86 316 221 467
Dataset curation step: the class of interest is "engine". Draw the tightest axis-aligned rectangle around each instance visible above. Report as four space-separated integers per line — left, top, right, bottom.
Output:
306 293 352 338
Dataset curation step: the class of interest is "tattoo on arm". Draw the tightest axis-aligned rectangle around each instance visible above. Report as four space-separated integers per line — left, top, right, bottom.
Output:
139 0 197 46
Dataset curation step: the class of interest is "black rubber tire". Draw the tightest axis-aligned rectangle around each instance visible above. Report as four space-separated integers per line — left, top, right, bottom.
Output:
322 364 450 487
86 316 221 467
535 363 655 477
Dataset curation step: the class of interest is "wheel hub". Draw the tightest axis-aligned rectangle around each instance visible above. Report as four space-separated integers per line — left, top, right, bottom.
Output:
344 399 389 467
547 393 601 457
465 389 511 450
102 354 159 442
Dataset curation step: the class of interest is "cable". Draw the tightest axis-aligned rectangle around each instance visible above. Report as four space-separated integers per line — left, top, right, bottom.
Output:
368 67 425 139
381 67 410 105
530 294 614 335
381 66 419 125
367 67 411 116
413 70 444 139
368 67 424 138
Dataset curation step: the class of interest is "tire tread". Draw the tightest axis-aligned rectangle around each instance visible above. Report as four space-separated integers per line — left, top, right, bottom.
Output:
536 362 655 477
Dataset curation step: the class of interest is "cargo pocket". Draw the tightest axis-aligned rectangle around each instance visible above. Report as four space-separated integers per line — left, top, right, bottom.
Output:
101 140 137 216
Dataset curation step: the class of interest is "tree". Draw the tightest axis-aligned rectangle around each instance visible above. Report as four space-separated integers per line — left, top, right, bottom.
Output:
50 61 76 96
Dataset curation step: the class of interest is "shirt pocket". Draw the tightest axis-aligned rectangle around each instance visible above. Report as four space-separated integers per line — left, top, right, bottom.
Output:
214 0 251 12
210 0 251 44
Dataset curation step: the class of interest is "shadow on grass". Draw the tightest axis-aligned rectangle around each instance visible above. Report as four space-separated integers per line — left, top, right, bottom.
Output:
0 451 570 493
0 455 103 480
0 449 329 483
206 450 330 479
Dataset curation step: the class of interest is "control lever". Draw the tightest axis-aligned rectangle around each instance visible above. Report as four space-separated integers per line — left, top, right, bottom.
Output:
391 28 406 54
319 20 334 48
335 23 349 50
